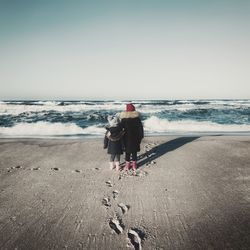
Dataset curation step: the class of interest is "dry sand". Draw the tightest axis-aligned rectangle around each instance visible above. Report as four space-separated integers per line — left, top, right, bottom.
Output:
0 136 250 250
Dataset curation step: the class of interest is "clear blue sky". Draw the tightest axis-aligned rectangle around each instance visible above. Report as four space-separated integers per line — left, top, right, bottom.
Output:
0 0 249 100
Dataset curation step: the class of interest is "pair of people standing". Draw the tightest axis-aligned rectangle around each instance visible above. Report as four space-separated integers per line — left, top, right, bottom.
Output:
104 103 144 171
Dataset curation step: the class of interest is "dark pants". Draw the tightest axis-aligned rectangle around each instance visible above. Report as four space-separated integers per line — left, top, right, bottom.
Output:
125 152 137 161
110 154 120 162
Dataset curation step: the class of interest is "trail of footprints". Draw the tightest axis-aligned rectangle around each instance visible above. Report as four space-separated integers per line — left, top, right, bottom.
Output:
102 141 160 248
7 165 23 172
102 180 146 250
6 141 159 249
6 142 159 174
7 165 85 173
143 142 159 167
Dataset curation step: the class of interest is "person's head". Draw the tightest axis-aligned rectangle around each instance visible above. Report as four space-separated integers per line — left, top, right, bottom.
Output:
107 114 120 127
126 103 135 112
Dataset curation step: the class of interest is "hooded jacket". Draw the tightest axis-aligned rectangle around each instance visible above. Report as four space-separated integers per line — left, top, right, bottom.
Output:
120 111 144 153
103 124 124 155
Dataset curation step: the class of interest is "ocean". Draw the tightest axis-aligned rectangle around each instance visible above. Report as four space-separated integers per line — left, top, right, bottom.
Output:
0 100 250 137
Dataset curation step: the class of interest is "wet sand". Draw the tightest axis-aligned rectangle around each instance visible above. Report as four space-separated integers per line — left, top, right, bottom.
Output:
0 136 250 250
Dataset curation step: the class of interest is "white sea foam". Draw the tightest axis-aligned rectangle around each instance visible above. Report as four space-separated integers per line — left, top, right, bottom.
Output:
0 117 249 138
0 103 126 115
143 116 250 133
1 100 250 115
0 122 105 136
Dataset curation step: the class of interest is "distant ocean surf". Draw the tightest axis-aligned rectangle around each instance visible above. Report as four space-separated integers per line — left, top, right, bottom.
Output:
0 100 250 137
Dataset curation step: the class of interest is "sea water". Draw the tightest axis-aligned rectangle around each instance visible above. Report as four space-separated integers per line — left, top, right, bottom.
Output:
0 100 249 137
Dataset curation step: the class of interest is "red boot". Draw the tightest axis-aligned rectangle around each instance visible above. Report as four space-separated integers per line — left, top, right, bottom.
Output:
132 161 137 171
124 161 130 171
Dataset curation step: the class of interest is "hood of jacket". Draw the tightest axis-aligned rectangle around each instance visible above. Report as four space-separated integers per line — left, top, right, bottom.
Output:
120 111 140 119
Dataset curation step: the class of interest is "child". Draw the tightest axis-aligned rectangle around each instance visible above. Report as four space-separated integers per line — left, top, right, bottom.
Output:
103 114 124 170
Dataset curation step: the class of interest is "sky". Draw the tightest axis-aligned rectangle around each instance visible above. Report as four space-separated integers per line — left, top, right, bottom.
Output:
0 0 249 100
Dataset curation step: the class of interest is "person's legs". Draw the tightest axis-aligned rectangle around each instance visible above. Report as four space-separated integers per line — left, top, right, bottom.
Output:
109 154 115 169
125 152 130 162
131 151 137 171
115 154 121 162
114 154 120 171
131 152 137 161
124 152 131 171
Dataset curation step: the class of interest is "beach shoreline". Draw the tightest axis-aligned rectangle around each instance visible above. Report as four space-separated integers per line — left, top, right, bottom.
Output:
1 131 250 140
0 135 249 249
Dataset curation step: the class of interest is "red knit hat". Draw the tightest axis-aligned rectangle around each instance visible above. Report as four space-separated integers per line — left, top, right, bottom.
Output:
126 103 135 112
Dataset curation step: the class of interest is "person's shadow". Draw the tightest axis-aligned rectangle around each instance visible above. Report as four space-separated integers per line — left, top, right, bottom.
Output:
137 136 200 168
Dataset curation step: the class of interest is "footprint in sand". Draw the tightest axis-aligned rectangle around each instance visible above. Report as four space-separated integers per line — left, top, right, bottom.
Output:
7 165 23 172
146 160 156 167
118 203 130 214
51 167 60 171
31 167 40 171
105 180 113 187
109 218 124 234
112 190 119 199
102 198 111 207
74 169 82 173
128 228 146 250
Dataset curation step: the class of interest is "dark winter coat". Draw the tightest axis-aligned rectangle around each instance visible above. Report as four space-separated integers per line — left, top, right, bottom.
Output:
103 124 124 155
120 111 144 153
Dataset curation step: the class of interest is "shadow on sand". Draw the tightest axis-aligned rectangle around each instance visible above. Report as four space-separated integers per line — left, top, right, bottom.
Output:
137 136 200 168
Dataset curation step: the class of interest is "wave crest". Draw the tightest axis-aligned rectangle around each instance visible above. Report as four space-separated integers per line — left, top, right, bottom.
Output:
143 116 250 133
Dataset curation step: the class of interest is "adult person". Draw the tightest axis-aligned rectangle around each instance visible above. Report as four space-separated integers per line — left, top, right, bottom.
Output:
120 103 144 171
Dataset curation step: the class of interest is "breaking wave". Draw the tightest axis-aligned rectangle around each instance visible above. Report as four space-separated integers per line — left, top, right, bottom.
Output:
0 122 105 137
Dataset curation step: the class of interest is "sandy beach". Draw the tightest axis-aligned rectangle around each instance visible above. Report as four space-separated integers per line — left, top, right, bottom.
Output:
0 136 249 250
